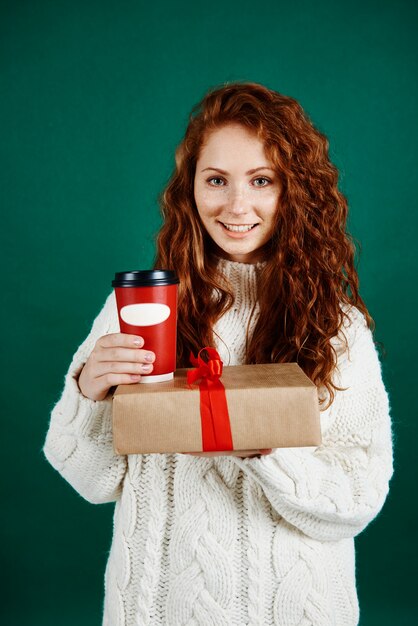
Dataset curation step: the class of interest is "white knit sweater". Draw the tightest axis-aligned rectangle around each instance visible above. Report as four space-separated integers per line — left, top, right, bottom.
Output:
43 258 394 626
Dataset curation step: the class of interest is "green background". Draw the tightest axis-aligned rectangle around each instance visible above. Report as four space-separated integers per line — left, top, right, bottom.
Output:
1 0 417 624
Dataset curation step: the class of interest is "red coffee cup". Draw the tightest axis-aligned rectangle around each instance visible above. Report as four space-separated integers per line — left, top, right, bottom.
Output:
112 270 179 383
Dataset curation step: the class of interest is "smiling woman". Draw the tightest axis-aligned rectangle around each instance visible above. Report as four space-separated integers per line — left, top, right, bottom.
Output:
43 81 393 626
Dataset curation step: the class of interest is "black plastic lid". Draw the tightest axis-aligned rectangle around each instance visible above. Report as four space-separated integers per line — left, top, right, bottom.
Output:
112 270 179 287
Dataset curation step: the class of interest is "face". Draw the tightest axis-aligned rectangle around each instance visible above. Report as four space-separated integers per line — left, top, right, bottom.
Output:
194 123 281 263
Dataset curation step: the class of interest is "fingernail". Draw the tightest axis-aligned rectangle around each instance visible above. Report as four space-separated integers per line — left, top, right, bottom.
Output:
141 364 152 372
145 353 154 362
133 337 144 347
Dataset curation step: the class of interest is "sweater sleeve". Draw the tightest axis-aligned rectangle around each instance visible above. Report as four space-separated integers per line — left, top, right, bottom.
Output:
232 306 394 542
43 291 128 504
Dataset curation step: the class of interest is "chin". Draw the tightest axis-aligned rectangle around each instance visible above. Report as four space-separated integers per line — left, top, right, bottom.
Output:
226 242 271 264
221 247 264 264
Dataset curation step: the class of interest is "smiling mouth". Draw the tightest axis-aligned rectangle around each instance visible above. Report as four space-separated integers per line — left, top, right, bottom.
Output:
221 223 258 232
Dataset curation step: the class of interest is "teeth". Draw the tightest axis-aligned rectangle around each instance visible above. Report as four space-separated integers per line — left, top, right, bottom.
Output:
223 223 256 232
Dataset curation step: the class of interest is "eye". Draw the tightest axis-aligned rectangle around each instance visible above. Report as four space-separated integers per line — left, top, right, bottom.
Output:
207 177 225 186
253 177 271 187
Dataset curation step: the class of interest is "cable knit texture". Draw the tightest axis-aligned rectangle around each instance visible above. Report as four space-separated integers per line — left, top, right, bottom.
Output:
43 258 394 626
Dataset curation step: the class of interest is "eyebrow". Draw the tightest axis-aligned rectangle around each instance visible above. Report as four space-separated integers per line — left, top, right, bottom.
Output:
201 166 275 175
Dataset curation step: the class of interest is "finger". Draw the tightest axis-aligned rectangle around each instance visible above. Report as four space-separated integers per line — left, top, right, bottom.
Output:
96 346 156 364
230 450 262 456
235 452 261 459
95 372 144 388
96 333 145 349
91 361 154 377
234 449 273 458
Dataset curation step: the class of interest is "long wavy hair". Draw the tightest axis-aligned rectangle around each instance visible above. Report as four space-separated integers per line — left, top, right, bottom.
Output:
154 81 374 409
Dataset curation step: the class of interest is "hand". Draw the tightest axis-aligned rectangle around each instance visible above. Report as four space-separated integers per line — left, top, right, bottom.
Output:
77 333 155 401
182 449 274 459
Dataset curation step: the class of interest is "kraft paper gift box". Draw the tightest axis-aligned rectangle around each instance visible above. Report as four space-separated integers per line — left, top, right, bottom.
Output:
112 361 322 455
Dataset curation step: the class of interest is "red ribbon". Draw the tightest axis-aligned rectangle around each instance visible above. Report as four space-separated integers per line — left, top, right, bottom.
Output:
187 347 233 451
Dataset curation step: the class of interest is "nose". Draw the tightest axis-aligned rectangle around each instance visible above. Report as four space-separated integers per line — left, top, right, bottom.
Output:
228 188 249 216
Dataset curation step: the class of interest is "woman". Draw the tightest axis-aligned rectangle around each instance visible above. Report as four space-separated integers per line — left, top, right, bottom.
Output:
43 81 394 625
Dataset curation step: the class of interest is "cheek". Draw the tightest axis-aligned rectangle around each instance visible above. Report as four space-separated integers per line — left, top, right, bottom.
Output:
260 191 279 216
248 186 279 204
195 191 223 216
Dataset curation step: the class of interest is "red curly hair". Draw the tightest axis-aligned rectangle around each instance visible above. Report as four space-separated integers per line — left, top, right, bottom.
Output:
154 81 374 409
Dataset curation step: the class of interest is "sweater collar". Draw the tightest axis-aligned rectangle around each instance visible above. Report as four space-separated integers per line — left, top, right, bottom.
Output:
215 256 267 272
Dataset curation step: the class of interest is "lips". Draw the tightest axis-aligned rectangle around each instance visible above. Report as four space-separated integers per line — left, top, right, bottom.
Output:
221 223 258 232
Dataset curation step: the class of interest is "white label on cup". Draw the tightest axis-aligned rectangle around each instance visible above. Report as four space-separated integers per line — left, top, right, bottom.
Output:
120 303 171 326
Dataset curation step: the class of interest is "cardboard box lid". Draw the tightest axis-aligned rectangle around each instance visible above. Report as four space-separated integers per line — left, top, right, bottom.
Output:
113 362 321 454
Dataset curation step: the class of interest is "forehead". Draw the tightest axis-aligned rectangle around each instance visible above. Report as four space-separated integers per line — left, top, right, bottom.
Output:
198 123 267 162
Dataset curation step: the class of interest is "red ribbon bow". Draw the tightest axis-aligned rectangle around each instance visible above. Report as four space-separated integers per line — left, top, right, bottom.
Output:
187 348 233 451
